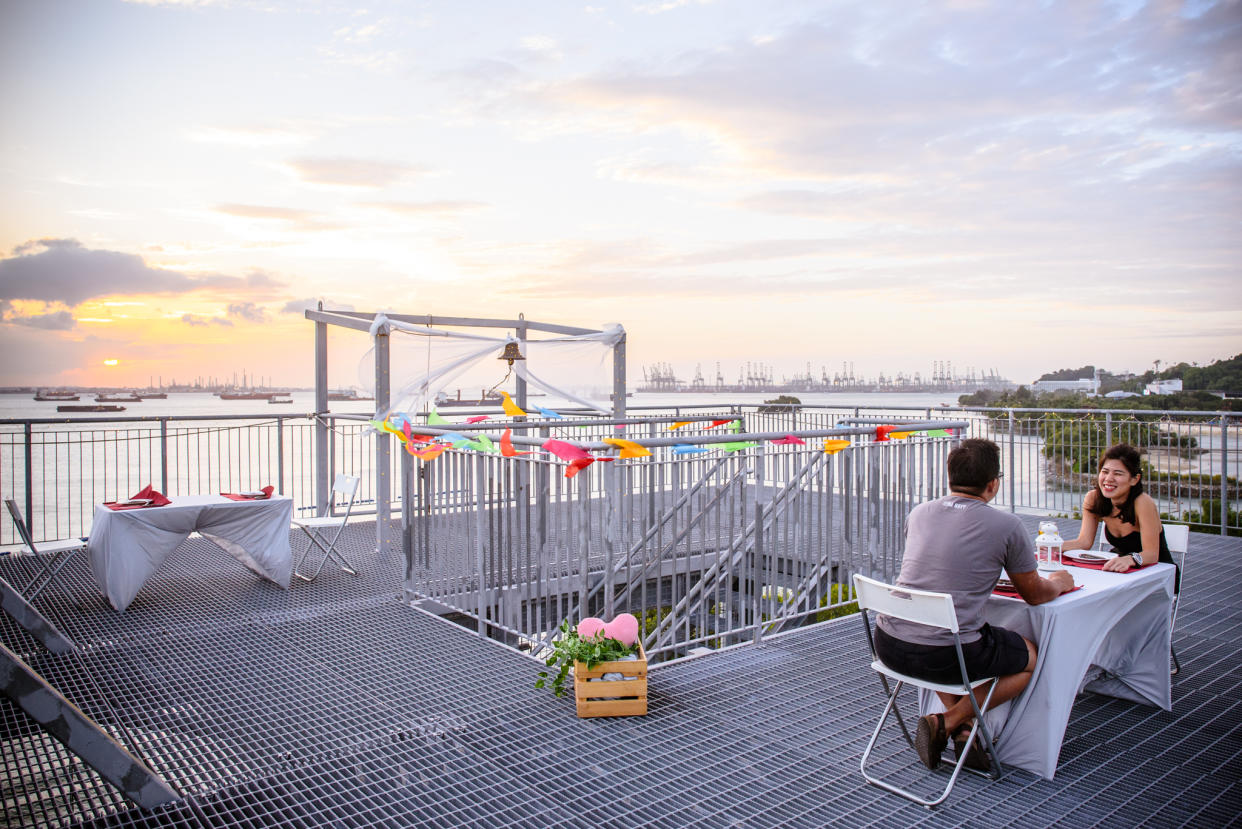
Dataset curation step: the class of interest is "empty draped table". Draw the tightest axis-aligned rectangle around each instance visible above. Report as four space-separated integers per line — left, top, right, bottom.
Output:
87 495 294 611
921 562 1175 780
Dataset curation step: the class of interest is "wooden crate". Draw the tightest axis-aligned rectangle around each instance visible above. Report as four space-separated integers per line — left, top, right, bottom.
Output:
573 641 647 718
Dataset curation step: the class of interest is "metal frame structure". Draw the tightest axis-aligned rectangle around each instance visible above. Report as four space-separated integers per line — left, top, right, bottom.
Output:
303 307 627 552
399 419 967 663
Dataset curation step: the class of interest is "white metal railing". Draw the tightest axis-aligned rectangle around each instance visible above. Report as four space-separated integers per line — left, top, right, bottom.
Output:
4 403 1238 548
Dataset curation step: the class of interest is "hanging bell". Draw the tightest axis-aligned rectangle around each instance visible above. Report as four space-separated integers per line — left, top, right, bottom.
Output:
498 341 525 365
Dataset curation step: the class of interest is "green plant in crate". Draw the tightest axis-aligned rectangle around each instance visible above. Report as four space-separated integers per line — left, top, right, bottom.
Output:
535 619 637 698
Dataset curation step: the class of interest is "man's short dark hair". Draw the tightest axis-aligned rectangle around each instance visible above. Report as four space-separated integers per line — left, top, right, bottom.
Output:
948 438 1001 493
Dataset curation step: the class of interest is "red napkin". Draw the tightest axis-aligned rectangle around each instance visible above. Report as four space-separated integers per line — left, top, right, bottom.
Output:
220 485 274 501
104 485 171 510
1064 557 1155 573
993 584 1083 598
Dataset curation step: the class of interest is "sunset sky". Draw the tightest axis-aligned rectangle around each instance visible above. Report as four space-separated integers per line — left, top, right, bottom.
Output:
1 0 1239 390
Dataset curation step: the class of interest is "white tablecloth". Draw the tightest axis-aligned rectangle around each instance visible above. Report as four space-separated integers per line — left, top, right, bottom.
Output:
921 563 1175 780
87 495 294 611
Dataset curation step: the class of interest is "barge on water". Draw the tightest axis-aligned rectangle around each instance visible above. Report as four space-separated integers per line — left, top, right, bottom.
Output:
57 404 127 413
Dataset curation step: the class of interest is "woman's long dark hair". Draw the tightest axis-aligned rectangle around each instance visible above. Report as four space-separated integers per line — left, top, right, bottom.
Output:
1088 443 1145 525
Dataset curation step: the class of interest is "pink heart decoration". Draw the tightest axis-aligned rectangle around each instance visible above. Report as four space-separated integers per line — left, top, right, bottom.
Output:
603 613 639 647
576 617 606 639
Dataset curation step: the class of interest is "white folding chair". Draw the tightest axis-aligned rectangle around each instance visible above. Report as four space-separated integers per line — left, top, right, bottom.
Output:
853 574 1004 808
292 475 360 582
1165 524 1189 676
3 499 87 602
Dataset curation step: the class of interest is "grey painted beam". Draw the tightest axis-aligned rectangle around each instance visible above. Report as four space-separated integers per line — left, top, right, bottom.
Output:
1 642 179 809
0 576 75 654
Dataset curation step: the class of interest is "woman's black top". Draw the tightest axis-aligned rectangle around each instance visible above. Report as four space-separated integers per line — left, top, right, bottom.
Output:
1105 526 1180 591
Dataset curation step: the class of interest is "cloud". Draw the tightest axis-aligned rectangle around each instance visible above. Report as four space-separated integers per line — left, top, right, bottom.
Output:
356 200 489 216
0 239 287 307
284 157 425 188
181 313 232 327
9 310 76 330
212 204 339 232
214 204 318 222
227 302 266 323
281 298 356 315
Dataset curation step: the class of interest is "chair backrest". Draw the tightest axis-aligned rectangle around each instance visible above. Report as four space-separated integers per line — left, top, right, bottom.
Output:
332 474 360 499
853 574 960 633
1165 523 1189 554
4 499 38 554
325 475 360 520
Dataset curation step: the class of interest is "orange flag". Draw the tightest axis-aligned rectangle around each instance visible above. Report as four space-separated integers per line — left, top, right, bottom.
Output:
603 437 651 458
823 439 850 455
500 428 533 457
669 421 693 430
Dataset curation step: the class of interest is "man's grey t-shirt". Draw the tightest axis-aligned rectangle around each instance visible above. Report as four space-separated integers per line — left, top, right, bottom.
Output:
877 495 1037 647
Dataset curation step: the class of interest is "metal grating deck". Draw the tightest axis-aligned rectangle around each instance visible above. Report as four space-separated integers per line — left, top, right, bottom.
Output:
2 517 1241 828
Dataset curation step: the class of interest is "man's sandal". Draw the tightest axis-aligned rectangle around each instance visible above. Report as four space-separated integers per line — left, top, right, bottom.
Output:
916 713 948 770
952 724 992 772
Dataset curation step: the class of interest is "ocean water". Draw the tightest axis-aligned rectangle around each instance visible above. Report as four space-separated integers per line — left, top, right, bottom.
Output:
0 389 962 422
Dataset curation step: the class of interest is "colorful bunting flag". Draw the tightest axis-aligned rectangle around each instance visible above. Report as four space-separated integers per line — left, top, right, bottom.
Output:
728 420 742 433
772 435 806 445
709 419 733 428
603 437 651 458
672 444 708 455
875 425 899 442
536 406 564 420
722 441 758 452
542 438 591 462
669 421 693 431
409 443 448 461
890 431 912 440
500 429 533 457
466 415 490 423
428 409 451 426
822 439 850 455
500 391 527 417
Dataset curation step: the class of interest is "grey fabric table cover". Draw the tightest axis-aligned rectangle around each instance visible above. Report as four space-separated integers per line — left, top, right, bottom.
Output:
920 562 1175 780
87 495 294 611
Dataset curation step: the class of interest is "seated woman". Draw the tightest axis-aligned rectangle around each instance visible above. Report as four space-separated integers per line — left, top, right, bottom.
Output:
1064 443 1177 579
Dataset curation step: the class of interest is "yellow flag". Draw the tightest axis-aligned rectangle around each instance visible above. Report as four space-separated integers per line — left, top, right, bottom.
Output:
500 391 527 417
823 439 850 455
890 431 911 440
603 437 652 458
669 421 692 430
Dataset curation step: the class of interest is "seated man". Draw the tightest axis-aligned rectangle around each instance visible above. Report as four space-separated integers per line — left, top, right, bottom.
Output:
875 438 1074 769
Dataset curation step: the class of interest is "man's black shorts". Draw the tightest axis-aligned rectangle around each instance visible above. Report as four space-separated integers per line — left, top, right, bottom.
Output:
873 623 1029 685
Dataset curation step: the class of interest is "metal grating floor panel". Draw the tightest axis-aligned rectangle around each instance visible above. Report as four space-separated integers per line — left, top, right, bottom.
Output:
2 517 1242 828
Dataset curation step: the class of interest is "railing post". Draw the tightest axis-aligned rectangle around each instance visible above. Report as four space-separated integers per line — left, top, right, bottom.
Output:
159 418 168 495
475 453 487 637
276 417 285 495
374 322 391 552
24 423 33 531
1007 408 1016 513
314 304 330 517
603 454 618 620
752 499 764 644
1221 415 1230 536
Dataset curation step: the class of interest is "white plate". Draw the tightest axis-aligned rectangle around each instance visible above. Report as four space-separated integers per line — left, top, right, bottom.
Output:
1065 550 1117 563
120 498 152 506
239 491 267 498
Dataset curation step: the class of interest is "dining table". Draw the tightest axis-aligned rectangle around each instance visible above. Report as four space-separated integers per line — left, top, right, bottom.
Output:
921 559 1175 780
87 494 294 612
